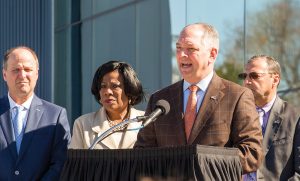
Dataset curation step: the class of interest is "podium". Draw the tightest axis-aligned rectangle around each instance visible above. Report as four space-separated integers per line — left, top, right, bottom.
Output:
60 145 242 181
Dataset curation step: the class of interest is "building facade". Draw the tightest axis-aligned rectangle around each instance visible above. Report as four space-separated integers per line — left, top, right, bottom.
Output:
1 0 299 126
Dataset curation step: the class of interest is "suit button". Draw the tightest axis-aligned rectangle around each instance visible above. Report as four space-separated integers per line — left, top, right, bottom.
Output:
14 170 20 175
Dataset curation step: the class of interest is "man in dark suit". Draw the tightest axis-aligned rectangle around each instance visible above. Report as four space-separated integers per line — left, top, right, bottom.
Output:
134 23 263 174
240 55 300 180
0 46 71 180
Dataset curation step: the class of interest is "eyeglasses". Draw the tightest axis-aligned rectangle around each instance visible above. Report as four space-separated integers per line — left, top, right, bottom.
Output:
238 72 271 80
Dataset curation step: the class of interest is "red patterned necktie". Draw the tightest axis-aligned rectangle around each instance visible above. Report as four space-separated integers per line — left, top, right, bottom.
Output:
184 85 199 140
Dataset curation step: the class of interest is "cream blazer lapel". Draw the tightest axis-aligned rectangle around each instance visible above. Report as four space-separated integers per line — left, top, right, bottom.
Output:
91 107 117 149
91 107 144 149
119 108 143 148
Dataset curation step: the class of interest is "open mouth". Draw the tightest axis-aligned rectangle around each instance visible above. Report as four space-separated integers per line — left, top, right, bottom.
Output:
181 63 192 68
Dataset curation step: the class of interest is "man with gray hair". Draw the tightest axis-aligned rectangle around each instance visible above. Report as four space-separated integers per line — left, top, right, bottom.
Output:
135 22 263 175
239 55 300 180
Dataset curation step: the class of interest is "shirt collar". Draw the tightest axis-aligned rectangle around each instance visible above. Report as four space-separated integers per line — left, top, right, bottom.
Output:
183 71 214 92
256 95 276 113
8 93 34 110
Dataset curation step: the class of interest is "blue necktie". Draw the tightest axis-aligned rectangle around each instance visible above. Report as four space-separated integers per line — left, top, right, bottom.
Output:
13 106 23 153
257 108 266 135
243 172 256 181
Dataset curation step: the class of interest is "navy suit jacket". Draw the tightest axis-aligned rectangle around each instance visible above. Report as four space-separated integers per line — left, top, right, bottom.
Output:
0 95 71 181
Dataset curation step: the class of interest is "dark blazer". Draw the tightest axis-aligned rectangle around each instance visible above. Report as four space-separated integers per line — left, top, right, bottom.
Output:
0 95 71 181
135 73 263 173
257 97 300 181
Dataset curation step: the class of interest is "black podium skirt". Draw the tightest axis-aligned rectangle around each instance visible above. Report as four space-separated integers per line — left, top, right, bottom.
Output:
60 145 242 181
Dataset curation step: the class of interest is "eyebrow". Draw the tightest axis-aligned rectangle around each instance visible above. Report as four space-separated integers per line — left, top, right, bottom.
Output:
176 42 196 47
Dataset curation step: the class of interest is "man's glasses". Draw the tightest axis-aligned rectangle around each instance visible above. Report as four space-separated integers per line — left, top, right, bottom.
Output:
238 72 271 80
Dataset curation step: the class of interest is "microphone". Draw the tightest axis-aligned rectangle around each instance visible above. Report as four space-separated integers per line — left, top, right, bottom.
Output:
142 99 170 127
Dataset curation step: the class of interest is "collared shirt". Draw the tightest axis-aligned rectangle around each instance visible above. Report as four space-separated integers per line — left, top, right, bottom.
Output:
256 95 276 127
8 93 34 134
183 71 214 113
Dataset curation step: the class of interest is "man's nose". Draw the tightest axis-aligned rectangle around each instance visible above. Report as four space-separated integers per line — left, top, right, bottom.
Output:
243 77 252 86
18 70 26 77
177 49 188 58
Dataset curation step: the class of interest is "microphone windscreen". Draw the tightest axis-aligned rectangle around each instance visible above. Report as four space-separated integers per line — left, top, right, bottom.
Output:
156 100 170 115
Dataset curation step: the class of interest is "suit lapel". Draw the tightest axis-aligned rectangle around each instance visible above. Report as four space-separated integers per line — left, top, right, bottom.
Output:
170 81 186 145
91 108 117 149
0 96 18 159
18 95 43 159
263 97 283 154
189 74 225 144
0 111 15 145
120 121 141 148
119 108 143 148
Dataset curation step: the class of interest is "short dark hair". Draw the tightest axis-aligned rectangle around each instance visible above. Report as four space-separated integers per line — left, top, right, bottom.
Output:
91 60 145 106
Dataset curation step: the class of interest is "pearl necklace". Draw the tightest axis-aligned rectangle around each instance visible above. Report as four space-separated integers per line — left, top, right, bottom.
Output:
108 120 127 131
108 120 121 127
107 115 129 131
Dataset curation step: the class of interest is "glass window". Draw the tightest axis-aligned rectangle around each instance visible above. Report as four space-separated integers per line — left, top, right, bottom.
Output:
169 0 300 106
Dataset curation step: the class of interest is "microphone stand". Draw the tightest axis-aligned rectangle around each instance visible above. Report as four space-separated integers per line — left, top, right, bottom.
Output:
89 116 147 149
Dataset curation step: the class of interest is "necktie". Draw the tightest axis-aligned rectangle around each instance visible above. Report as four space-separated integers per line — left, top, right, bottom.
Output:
184 85 198 140
13 106 23 153
257 108 266 135
243 172 256 181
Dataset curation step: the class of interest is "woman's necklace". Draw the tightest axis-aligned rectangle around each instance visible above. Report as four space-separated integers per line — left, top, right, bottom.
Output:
108 120 122 127
107 119 127 131
107 112 130 131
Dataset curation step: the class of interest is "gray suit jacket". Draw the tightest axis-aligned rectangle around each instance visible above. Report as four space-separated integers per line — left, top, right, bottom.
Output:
257 97 300 181
135 73 263 173
0 95 71 181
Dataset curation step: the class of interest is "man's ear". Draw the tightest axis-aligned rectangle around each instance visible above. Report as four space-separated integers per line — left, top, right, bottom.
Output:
210 48 218 59
2 69 7 81
209 48 218 64
273 74 280 88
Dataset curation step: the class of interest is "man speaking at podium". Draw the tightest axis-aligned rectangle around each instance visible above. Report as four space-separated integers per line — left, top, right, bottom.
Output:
134 22 263 174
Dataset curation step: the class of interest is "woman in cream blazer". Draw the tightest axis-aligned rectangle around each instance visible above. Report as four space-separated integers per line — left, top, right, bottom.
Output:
69 61 145 149
69 107 144 149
